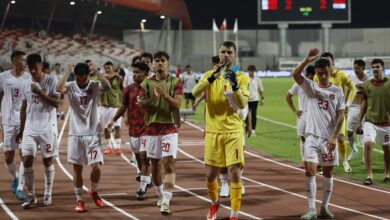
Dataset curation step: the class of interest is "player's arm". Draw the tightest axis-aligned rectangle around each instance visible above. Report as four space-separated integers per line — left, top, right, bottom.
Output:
225 72 249 109
245 110 252 138
285 92 298 115
192 93 205 110
108 104 127 130
293 48 319 84
16 100 27 143
97 74 111 92
32 84 60 108
356 91 368 130
328 109 345 151
344 79 357 108
57 63 73 93
138 84 157 107
155 80 183 109
192 65 226 97
258 78 265 105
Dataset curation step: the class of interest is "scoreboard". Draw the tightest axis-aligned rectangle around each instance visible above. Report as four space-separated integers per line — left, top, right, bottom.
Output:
258 0 351 24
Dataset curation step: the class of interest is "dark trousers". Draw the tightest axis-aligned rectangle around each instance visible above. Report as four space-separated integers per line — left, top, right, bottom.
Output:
248 101 259 130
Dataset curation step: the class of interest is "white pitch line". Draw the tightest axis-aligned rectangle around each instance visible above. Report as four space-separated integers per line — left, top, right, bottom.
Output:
172 185 264 193
257 115 384 154
120 153 262 220
100 193 128 196
56 110 139 220
0 198 19 220
184 121 390 194
183 121 389 219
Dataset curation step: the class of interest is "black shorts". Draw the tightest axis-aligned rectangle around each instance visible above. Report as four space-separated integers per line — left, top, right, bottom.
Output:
60 94 65 99
184 92 195 101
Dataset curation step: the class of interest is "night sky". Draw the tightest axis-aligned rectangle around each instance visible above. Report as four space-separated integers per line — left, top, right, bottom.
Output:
183 0 390 29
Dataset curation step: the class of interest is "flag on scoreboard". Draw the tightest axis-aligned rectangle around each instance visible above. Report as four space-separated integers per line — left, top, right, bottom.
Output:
333 0 346 9
262 0 278 10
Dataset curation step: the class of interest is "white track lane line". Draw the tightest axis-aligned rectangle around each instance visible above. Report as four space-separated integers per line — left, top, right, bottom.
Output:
185 120 390 194
256 115 383 154
183 121 389 220
119 154 262 220
0 198 18 220
56 110 139 220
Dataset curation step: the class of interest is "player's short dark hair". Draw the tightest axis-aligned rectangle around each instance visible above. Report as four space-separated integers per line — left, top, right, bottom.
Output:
11 50 26 61
185 64 191 68
154 51 170 61
371 59 384 68
85 59 91 63
132 62 150 74
211 56 220 65
74 63 89 76
247 65 256 71
320 52 334 63
141 52 153 61
132 55 141 64
104 61 114 66
43 62 50 70
220 41 236 52
305 65 315 75
55 63 61 66
26 53 42 67
314 59 331 69
353 59 366 68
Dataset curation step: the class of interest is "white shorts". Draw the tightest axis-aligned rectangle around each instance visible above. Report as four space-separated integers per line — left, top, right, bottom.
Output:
146 133 178 159
130 136 147 153
296 112 307 137
363 122 390 145
2 124 20 151
67 135 104 165
100 106 121 128
347 105 361 132
21 132 58 159
304 135 339 167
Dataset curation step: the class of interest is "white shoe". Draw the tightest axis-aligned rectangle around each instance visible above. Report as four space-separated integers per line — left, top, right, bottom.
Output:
219 183 229 197
43 194 52 206
342 160 352 172
156 195 163 207
251 130 256 136
160 202 170 215
347 150 358 161
300 208 317 220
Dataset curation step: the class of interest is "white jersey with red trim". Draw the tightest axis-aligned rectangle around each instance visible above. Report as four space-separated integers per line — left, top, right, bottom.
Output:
22 74 59 135
299 77 345 138
0 70 31 125
65 80 102 135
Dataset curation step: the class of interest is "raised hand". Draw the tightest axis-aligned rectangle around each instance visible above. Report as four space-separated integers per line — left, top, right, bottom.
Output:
305 48 320 63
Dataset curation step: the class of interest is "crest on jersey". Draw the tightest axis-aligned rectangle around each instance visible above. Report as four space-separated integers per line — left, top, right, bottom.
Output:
329 94 335 100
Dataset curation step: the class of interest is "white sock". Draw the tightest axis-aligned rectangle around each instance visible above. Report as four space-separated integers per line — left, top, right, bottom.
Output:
155 184 163 196
140 175 149 191
6 162 16 177
219 173 229 185
110 135 115 149
347 135 358 153
91 182 99 192
300 141 305 161
162 191 172 205
230 211 239 218
108 137 113 149
322 176 333 208
306 176 316 210
115 139 121 149
74 187 83 201
17 162 25 191
44 164 55 196
24 167 35 196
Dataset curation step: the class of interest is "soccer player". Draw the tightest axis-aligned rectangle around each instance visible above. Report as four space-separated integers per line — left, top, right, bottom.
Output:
180 65 197 109
192 41 249 220
0 50 29 201
138 51 183 215
313 52 356 173
57 63 111 213
293 48 345 220
286 65 315 169
347 59 372 161
247 65 264 136
101 61 123 155
85 60 101 81
123 55 141 87
356 59 390 185
107 62 152 200
18 53 60 209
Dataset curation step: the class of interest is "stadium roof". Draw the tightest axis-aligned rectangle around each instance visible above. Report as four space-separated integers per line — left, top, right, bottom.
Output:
1 0 192 39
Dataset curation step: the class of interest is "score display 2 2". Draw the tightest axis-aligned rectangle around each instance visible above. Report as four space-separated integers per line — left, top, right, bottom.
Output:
258 0 351 24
